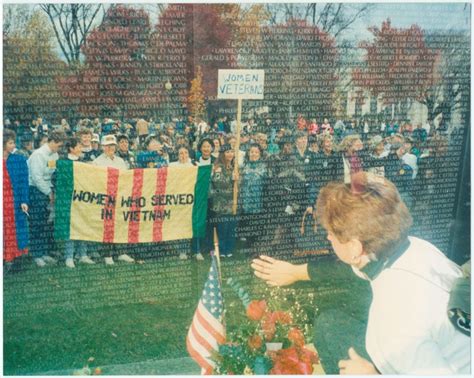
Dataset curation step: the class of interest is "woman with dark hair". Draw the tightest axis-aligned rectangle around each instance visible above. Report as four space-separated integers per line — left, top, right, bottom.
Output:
252 172 469 375
209 144 238 258
116 134 136 169
195 137 215 166
238 143 268 251
3 130 29 268
189 138 216 260
60 137 95 268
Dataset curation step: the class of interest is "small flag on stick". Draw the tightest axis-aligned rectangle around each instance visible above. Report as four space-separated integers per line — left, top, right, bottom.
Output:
186 244 226 374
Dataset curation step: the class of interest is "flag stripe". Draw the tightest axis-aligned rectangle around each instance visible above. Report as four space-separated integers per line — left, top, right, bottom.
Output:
191 319 217 352
54 160 73 240
196 303 225 344
103 168 120 243
192 316 218 350
152 167 168 242
187 324 216 360
186 255 225 374
198 301 225 338
128 169 144 243
186 336 214 373
192 166 212 237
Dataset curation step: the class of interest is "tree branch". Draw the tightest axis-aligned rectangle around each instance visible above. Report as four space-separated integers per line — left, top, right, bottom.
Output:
57 7 75 60
326 3 343 33
316 4 331 28
334 5 370 38
40 4 71 64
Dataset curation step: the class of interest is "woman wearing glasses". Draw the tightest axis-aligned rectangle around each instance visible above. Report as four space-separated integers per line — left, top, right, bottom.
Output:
252 171 469 375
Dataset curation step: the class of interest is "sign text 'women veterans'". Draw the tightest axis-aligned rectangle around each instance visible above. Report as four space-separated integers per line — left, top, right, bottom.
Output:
217 69 265 100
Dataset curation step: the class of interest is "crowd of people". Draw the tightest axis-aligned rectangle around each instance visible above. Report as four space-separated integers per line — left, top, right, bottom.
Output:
3 112 451 270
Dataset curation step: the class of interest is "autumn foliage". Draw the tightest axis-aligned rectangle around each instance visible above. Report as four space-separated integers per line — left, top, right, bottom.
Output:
153 4 238 100
352 19 440 106
187 66 206 119
4 11 66 121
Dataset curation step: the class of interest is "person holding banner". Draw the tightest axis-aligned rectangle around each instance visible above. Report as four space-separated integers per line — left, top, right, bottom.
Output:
136 135 169 169
251 172 470 375
92 135 134 265
195 138 215 166
59 137 95 268
189 138 216 260
28 130 65 267
169 146 195 168
77 128 100 163
116 134 136 169
209 144 238 258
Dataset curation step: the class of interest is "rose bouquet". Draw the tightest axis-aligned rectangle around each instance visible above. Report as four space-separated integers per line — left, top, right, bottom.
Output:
212 280 319 375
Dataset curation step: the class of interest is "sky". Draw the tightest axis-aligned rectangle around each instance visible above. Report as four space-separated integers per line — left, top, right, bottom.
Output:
3 2 471 54
332 2 470 42
364 3 470 32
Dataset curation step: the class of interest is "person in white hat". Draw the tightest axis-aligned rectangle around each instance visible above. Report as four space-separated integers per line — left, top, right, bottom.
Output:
92 134 134 265
92 135 127 170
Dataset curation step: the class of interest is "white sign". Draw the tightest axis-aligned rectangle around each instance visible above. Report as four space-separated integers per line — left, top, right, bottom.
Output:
217 69 265 100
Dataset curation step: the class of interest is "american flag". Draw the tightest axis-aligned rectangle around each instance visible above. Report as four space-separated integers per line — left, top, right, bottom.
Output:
186 254 226 374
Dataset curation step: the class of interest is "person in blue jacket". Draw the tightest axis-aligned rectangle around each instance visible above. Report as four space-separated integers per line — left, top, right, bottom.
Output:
3 130 29 269
136 135 169 168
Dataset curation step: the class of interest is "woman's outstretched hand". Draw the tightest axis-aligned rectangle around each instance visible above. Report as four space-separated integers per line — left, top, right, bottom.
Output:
251 255 310 287
338 347 379 375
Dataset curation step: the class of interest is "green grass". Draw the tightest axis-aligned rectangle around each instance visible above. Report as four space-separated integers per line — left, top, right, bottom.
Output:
4 243 371 375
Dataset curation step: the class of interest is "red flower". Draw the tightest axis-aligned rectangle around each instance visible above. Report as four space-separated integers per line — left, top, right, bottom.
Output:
272 311 292 325
262 315 276 341
288 327 305 347
248 334 263 351
246 300 267 321
261 311 292 341
270 346 319 375
300 347 319 366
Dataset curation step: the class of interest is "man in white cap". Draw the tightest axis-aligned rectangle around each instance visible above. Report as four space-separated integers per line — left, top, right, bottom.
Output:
92 135 127 170
92 134 134 264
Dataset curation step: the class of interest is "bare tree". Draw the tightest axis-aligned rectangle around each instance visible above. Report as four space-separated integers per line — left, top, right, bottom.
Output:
39 4 105 66
265 3 372 38
3 4 36 37
420 31 470 125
